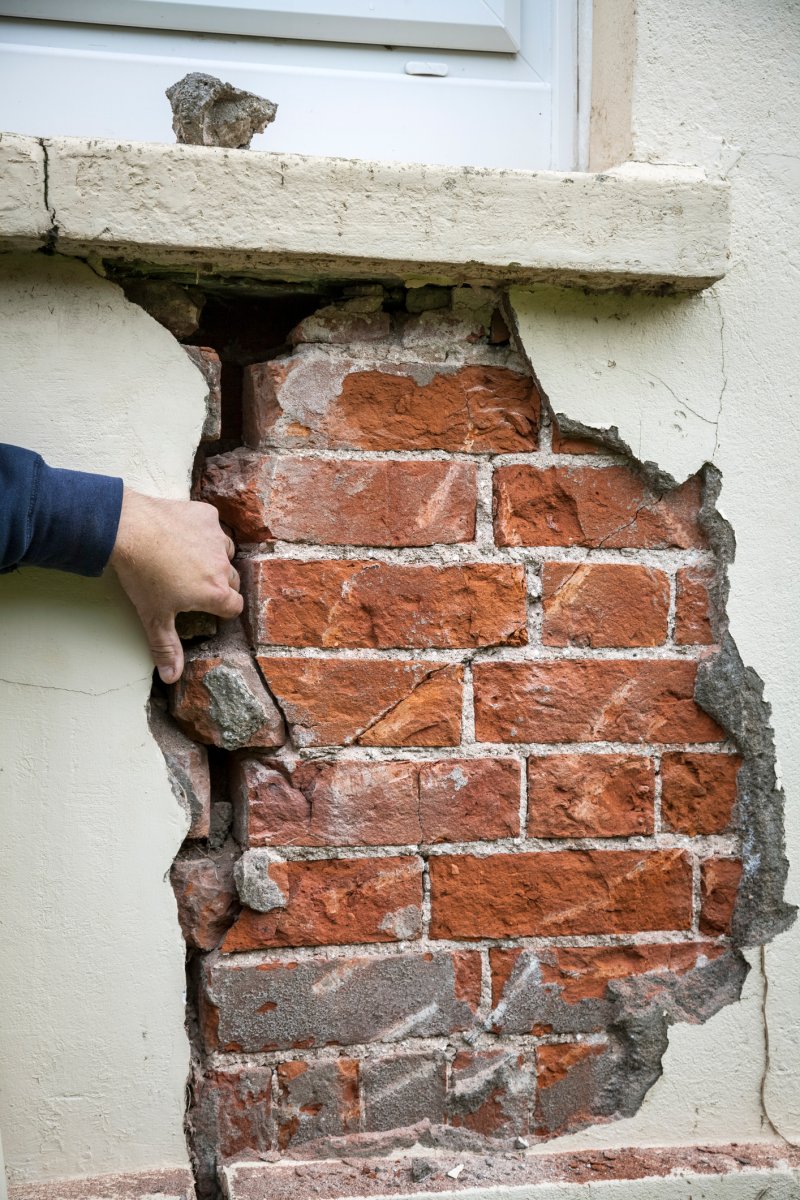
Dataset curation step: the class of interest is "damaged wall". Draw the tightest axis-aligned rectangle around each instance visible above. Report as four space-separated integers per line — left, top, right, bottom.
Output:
0 0 797 1193
152 282 792 1192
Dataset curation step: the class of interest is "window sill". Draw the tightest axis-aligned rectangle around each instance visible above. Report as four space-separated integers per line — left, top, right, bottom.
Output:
0 135 729 292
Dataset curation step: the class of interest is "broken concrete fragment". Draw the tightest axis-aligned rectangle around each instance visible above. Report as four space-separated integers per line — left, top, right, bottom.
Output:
233 848 288 913
169 627 285 751
148 700 210 839
183 344 222 442
166 72 277 148
288 300 391 346
122 279 204 339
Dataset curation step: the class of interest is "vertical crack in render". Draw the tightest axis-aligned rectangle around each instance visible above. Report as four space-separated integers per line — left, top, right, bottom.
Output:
758 944 783 1142
712 291 728 461
37 137 59 253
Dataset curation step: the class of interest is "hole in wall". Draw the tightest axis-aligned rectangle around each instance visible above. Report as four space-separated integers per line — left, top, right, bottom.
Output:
118 269 794 1199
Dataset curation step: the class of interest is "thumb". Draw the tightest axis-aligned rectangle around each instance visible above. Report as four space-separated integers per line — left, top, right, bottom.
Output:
146 614 185 684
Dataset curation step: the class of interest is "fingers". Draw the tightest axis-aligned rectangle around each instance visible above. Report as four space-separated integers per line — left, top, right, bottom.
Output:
225 534 236 561
206 586 244 620
146 614 185 685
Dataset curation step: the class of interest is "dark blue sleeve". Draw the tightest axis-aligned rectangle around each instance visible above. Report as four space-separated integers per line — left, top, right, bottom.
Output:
0 443 123 577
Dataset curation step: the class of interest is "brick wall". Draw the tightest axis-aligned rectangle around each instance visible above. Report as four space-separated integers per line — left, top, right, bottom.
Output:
154 286 756 1191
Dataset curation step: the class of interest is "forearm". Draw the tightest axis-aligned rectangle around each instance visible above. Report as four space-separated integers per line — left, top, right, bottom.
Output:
0 443 122 576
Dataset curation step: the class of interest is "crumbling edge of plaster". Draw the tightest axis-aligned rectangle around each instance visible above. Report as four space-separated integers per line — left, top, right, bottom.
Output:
498 296 797 1136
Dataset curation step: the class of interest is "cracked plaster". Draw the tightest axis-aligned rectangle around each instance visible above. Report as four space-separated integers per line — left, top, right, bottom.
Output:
0 254 204 1185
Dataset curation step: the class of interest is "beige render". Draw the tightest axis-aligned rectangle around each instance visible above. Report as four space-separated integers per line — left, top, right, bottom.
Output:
0 0 799 1195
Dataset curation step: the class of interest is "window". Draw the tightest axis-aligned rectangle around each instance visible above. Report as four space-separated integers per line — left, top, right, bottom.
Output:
0 0 585 169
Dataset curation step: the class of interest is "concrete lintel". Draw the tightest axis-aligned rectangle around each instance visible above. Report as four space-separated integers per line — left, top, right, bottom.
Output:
0 135 729 292
222 1144 800 1200
0 134 49 247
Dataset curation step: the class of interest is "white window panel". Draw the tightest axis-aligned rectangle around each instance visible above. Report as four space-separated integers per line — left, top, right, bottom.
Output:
0 2 579 170
0 1 523 53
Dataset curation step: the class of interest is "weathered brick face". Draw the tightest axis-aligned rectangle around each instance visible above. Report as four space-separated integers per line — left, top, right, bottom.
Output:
166 286 757 1189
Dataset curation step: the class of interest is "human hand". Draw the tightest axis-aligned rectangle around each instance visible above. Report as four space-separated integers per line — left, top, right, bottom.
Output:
110 488 243 683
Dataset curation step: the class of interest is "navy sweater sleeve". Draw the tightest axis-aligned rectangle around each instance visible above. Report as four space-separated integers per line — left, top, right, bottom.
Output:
0 444 123 576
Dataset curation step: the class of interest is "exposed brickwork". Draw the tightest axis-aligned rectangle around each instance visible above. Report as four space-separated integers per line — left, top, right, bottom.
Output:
171 289 757 1184
473 660 723 744
661 752 740 835
202 949 482 1052
493 466 707 549
700 858 743 935
221 856 423 950
256 658 463 747
231 758 520 848
541 562 669 648
275 1059 360 1149
489 942 725 1034
675 566 716 644
244 357 539 452
527 754 655 838
202 451 476 546
428 850 693 939
244 558 527 648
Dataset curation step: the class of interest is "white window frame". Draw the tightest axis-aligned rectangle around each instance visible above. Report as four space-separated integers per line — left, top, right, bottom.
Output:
0 0 523 53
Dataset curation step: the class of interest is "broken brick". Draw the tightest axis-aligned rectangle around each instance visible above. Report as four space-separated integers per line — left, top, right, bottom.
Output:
221 856 423 951
256 658 463 748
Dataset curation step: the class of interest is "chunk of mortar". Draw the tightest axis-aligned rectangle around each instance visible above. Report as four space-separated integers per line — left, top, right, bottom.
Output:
166 72 278 148
234 848 288 913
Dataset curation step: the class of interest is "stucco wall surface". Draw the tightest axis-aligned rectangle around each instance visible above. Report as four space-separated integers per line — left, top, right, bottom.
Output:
510 0 800 1153
0 254 203 1183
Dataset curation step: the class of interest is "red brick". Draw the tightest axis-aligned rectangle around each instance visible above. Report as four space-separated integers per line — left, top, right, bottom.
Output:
230 760 314 847
490 942 724 1035
244 558 527 649
149 702 210 838
527 754 655 838
202 449 476 546
493 466 706 549
661 752 739 836
675 567 716 645
169 640 285 751
245 357 539 452
362 1053 446 1132
232 757 519 848
447 1049 530 1136
700 858 742 935
417 758 521 843
551 421 605 455
202 950 481 1051
429 850 693 938
534 1041 610 1137
257 658 463 747
192 1066 273 1166
184 344 222 442
275 1059 360 1149
473 660 723 745
541 563 669 648
221 856 423 951
171 847 239 951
